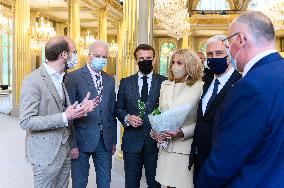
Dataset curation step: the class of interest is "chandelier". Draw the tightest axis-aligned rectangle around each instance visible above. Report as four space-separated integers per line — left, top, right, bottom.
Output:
154 0 190 40
109 40 118 58
0 5 11 33
248 0 284 30
30 17 56 50
79 31 96 56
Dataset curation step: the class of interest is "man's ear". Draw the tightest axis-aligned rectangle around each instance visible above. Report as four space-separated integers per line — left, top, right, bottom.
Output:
152 57 156 66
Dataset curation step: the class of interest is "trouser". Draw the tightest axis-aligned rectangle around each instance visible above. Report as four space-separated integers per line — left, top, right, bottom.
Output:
32 141 71 188
123 146 160 188
71 134 112 188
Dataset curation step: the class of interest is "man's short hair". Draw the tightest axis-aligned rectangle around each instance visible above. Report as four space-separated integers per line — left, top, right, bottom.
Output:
133 44 155 60
45 37 70 61
206 35 227 47
88 40 109 54
236 11 275 44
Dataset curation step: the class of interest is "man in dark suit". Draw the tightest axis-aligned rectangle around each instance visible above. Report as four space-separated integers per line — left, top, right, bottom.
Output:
197 11 284 188
115 44 166 188
189 35 241 185
65 40 117 188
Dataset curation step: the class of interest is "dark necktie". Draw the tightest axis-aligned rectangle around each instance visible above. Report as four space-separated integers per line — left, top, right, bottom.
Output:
141 76 148 103
95 73 103 102
206 79 220 110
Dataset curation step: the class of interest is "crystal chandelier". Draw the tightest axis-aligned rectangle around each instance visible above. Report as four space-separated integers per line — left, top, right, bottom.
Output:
109 40 118 58
248 0 284 30
154 0 190 40
79 31 96 56
30 17 56 50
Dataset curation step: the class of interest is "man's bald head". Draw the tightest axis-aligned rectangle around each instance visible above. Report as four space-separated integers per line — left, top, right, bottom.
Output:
45 36 69 61
231 11 275 45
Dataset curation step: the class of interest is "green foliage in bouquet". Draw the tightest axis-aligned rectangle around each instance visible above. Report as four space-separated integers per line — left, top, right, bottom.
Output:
152 107 162 116
138 100 146 118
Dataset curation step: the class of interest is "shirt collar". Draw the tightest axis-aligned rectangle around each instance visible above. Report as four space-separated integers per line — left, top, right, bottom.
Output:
87 63 101 77
242 49 277 77
215 67 234 86
43 63 65 81
138 71 153 80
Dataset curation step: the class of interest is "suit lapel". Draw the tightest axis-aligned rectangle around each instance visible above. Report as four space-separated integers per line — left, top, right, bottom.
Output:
146 73 159 107
39 65 63 111
62 84 71 107
204 70 241 116
131 74 140 107
101 71 109 109
82 65 98 97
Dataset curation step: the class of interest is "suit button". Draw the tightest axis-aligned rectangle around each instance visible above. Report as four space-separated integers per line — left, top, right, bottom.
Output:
100 110 102 113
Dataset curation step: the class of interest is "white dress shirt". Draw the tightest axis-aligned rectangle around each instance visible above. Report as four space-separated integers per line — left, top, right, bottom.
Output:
43 63 68 126
87 64 103 90
242 49 277 77
202 67 234 115
138 71 153 96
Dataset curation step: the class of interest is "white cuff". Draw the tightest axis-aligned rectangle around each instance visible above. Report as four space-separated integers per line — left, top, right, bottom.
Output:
124 114 130 127
62 112 69 127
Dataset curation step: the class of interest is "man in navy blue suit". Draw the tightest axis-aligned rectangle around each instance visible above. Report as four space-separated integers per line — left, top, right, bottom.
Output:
197 11 284 188
115 44 166 188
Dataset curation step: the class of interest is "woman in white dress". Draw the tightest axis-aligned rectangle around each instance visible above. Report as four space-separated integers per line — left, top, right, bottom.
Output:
151 49 203 188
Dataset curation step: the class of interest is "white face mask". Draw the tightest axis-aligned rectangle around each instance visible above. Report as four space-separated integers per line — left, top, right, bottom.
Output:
66 53 79 69
172 67 187 80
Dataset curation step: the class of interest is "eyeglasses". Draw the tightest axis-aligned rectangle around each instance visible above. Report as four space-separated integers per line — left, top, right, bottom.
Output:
89 54 108 59
73 50 77 54
222 32 240 48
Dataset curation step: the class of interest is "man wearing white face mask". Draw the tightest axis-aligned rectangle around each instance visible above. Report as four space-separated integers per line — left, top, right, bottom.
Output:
64 40 117 188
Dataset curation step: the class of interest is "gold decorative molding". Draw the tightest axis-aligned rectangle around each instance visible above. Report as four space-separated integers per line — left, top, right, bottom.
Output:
106 0 122 13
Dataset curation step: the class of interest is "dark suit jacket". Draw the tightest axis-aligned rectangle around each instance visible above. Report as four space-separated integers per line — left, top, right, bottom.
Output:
197 52 284 188
64 65 117 152
115 73 166 153
189 70 241 183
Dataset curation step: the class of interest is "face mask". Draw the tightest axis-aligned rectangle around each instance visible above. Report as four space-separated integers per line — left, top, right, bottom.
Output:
227 45 241 71
138 59 153 75
66 53 79 69
207 56 228 75
172 67 187 80
90 58 107 72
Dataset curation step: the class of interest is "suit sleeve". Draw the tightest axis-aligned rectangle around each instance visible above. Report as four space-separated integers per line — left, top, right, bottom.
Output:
197 80 267 187
110 79 117 145
64 72 77 104
115 78 129 127
19 78 65 131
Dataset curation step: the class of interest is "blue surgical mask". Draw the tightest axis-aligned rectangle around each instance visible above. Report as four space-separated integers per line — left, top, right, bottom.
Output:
207 56 228 75
90 58 107 71
227 48 240 71
66 53 79 69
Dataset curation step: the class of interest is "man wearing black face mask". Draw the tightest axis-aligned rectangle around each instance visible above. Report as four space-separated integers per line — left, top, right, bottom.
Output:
189 35 241 186
115 44 166 188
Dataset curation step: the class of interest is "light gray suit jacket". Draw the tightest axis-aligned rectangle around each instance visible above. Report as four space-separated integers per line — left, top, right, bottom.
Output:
20 65 72 166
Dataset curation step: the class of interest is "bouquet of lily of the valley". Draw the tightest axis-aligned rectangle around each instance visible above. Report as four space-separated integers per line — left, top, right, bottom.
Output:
148 103 192 149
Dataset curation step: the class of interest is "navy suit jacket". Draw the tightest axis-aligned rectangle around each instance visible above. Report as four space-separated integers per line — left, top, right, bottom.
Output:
64 65 117 152
190 70 241 183
115 73 166 153
197 52 284 188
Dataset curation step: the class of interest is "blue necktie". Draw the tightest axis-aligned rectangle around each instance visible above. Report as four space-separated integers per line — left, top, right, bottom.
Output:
206 79 220 110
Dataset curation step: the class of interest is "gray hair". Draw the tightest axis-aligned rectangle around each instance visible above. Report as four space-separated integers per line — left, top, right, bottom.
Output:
206 35 227 47
235 11 275 44
88 40 109 54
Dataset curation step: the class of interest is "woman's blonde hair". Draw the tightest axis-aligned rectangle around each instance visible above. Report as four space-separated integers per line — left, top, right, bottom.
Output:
168 49 203 86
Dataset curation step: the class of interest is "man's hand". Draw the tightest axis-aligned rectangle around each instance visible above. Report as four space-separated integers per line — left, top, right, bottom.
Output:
71 148 79 160
112 144 116 155
127 115 143 127
81 92 100 112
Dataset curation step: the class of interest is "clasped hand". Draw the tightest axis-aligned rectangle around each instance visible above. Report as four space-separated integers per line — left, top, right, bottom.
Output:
65 92 100 121
151 129 183 142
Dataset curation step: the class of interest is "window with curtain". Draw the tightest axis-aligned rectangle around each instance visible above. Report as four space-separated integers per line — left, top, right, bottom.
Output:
159 42 176 76
1 32 13 86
